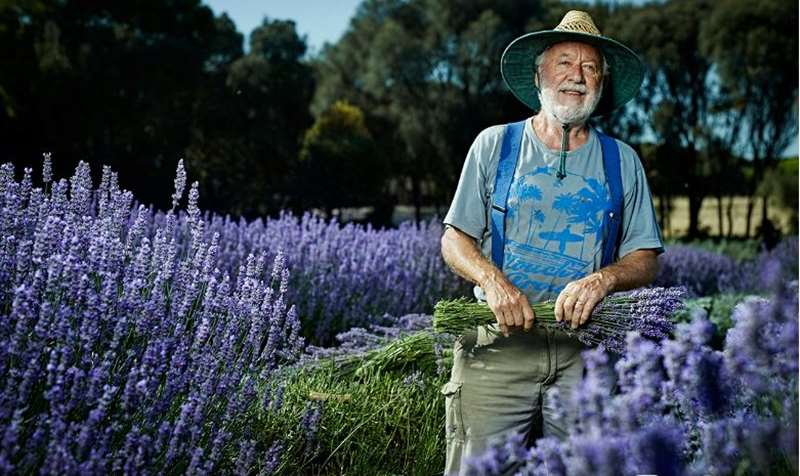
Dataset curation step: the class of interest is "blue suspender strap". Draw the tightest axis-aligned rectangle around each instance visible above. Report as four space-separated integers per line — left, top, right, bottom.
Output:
490 120 526 269
597 130 623 268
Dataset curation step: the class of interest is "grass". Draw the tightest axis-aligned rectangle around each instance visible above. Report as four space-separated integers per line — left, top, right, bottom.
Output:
254 361 448 476
653 195 795 238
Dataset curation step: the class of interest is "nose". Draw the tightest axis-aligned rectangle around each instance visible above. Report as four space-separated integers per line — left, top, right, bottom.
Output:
567 63 585 83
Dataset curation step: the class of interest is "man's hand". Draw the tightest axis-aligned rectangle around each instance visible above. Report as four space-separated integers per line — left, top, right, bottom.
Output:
554 272 613 329
554 249 660 329
440 226 535 337
482 272 535 337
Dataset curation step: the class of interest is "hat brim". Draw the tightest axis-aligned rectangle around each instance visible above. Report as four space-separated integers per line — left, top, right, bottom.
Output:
500 30 644 116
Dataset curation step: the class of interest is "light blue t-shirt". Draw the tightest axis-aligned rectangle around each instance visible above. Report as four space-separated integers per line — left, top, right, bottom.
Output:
444 117 664 303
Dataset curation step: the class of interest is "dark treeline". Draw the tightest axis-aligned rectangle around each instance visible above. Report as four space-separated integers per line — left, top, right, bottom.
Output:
1 0 797 238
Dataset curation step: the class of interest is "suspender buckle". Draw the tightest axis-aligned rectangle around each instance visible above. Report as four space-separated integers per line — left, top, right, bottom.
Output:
491 203 507 214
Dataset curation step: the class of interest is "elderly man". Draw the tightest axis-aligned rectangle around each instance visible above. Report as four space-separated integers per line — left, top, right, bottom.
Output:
440 10 664 475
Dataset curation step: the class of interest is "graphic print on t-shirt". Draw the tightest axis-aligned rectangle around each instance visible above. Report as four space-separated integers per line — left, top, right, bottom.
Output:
504 165 611 297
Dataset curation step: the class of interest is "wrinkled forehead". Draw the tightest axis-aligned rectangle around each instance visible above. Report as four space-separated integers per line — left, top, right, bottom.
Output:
544 41 602 63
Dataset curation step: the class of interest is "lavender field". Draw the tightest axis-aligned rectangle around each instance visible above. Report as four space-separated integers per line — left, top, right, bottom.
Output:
0 159 797 475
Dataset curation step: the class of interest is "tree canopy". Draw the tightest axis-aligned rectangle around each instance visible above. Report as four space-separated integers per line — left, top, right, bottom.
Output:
1 0 796 236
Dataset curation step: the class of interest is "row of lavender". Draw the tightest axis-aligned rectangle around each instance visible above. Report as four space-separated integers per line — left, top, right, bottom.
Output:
130 193 468 345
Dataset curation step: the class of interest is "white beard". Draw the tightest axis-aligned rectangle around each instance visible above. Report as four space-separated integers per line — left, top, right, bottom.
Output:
538 80 603 125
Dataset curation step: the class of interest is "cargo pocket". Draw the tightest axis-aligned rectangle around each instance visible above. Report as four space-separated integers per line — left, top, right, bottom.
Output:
441 381 465 443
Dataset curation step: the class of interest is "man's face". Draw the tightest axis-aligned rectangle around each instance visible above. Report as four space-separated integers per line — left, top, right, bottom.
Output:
536 41 604 124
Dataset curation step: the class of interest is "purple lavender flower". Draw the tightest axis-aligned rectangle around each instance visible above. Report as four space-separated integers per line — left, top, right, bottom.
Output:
613 332 667 429
629 421 685 476
563 434 629 476
171 159 186 211
662 317 734 420
464 431 531 476
402 370 426 392
234 439 256 476
299 400 324 458
42 152 53 185
654 245 739 296
520 437 567 476
261 440 284 475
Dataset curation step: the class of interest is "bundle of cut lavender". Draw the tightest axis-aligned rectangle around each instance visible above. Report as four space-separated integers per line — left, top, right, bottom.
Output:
433 286 686 354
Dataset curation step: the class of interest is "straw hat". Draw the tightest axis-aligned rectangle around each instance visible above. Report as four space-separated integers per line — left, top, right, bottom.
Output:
500 10 644 116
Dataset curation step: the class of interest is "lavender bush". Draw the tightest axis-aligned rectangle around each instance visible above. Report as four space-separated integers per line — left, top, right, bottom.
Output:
130 204 468 346
0 160 304 474
654 237 798 297
653 245 741 296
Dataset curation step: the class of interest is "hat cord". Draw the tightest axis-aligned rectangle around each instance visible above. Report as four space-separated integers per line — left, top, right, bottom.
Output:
557 123 570 180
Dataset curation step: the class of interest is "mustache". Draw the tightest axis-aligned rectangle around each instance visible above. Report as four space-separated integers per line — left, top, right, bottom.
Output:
559 84 587 93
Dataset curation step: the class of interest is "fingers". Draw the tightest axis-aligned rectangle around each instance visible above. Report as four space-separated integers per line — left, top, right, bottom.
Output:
555 288 579 326
494 308 511 337
499 323 509 337
486 284 529 337
562 292 580 329
578 293 602 327
554 289 567 323
557 280 608 329
556 285 587 329
522 295 535 331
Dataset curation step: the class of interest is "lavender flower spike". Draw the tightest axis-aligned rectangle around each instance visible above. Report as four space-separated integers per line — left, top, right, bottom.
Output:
171 158 186 210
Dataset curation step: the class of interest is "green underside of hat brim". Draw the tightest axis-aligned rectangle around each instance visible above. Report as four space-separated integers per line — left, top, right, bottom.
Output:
501 30 645 116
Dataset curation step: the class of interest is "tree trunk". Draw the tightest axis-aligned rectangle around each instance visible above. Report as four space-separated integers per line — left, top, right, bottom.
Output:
716 195 724 237
744 195 756 238
687 193 704 239
658 194 667 237
726 196 734 238
665 196 672 238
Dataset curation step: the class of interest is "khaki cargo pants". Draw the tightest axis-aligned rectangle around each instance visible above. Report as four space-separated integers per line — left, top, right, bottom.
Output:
441 324 587 476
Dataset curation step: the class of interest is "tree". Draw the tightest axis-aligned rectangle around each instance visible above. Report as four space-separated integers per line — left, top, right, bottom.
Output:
297 100 386 216
187 17 314 217
605 0 716 239
700 0 798 237
0 0 229 208
312 0 545 221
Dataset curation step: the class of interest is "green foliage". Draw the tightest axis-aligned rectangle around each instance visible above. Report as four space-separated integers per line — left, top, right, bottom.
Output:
297 100 387 212
340 332 453 378
0 0 233 207
188 17 314 217
699 0 798 232
311 0 544 216
758 158 799 233
672 293 755 349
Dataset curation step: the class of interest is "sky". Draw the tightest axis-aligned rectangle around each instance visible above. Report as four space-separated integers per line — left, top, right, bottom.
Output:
203 0 362 55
